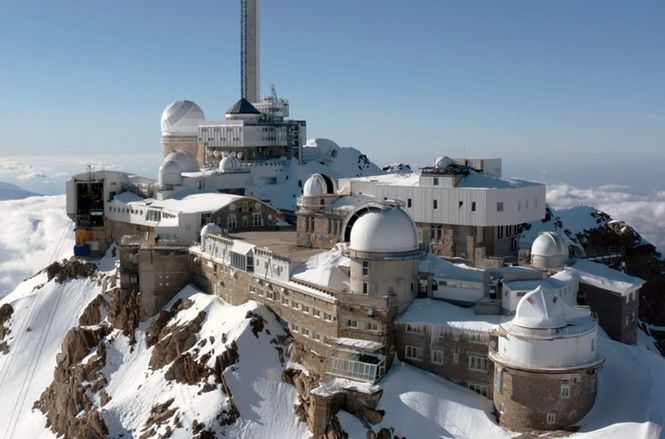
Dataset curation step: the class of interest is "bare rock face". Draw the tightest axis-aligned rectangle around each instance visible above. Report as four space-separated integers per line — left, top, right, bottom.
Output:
108 288 140 342
149 310 206 370
79 294 107 326
36 324 111 438
0 303 13 354
46 259 97 283
245 310 266 337
139 398 178 439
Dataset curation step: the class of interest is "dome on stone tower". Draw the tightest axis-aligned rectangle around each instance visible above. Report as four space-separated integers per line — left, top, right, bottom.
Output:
531 231 570 269
158 159 182 187
200 223 223 239
303 173 336 197
161 100 206 135
219 155 242 173
349 206 419 253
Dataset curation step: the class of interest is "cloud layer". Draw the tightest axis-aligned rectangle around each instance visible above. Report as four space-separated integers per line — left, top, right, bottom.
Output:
0 195 73 299
548 184 665 252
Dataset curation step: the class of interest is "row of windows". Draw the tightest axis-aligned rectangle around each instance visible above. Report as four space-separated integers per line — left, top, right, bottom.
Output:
405 325 489 344
288 322 331 344
345 319 380 331
497 224 521 239
404 345 488 372
248 287 334 321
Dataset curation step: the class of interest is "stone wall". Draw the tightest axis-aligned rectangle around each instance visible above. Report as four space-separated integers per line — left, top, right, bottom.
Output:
395 324 494 397
492 364 599 431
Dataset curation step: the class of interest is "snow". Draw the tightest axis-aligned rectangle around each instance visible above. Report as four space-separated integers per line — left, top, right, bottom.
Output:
339 360 513 439
335 337 383 352
292 245 350 291
419 254 484 283
0 195 74 299
396 298 501 332
346 170 540 190
566 259 645 296
0 273 107 438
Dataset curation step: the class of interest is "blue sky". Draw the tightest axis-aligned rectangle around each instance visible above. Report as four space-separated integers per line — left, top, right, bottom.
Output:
0 0 663 180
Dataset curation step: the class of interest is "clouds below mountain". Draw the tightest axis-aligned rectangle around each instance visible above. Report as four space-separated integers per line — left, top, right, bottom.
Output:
548 184 665 252
0 195 73 298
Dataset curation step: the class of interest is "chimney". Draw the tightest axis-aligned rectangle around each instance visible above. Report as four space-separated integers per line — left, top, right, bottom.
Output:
241 0 260 103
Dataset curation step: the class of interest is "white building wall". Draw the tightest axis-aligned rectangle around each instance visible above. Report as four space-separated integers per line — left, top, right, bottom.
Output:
432 278 485 303
347 180 545 227
498 329 597 369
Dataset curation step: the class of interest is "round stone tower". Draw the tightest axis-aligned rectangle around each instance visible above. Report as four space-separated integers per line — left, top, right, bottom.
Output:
489 287 604 431
348 206 422 312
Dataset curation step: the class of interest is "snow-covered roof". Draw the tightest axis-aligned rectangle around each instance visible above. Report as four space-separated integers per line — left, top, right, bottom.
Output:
350 170 540 190
151 192 244 214
419 254 484 283
335 337 383 352
113 191 144 204
164 150 199 173
505 270 579 292
292 245 350 291
565 259 645 296
396 298 501 332
350 207 419 253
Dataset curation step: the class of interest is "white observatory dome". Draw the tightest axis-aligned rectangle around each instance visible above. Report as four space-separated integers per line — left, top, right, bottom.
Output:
512 287 567 330
158 160 182 187
200 223 222 239
219 155 241 173
435 156 454 170
164 150 199 173
350 207 419 253
531 231 570 269
303 173 336 197
161 100 206 136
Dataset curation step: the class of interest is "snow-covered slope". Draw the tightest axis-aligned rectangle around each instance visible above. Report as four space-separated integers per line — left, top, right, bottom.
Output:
0 195 74 299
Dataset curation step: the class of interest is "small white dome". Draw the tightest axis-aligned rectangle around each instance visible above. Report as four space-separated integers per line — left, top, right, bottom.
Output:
531 231 569 257
435 156 454 170
303 174 332 197
159 160 182 186
219 155 241 172
513 287 567 329
349 207 419 253
161 100 206 135
164 150 199 173
200 223 222 239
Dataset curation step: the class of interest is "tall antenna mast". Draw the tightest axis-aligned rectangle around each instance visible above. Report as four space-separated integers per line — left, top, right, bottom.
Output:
241 0 260 102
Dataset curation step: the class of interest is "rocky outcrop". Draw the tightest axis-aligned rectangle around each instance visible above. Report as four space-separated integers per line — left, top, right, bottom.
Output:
46 259 97 283
108 288 140 342
0 303 13 354
149 310 206 370
139 398 179 439
79 294 107 326
36 325 112 438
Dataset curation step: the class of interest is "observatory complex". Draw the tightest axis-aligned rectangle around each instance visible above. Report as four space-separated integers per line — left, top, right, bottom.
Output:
64 0 645 435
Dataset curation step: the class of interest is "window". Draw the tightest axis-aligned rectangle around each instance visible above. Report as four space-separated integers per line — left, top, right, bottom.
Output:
313 332 321 341
301 304 310 314
546 413 556 425
266 291 276 300
497 202 504 212
405 345 423 361
290 323 299 333
366 322 378 331
312 308 321 318
468 356 488 373
407 198 412 208
405 324 423 335
433 177 439 186
282 297 289 306
363 283 368 294
453 352 459 364
497 226 503 239
560 379 571 399
431 349 444 365
458 201 464 210
346 319 358 328
591 337 595 352
252 212 264 227
468 332 487 344
468 383 488 397
227 214 238 228
471 201 476 212
433 199 438 209
324 312 332 321
362 260 369 276
291 300 299 309
517 200 521 210
301 327 310 337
